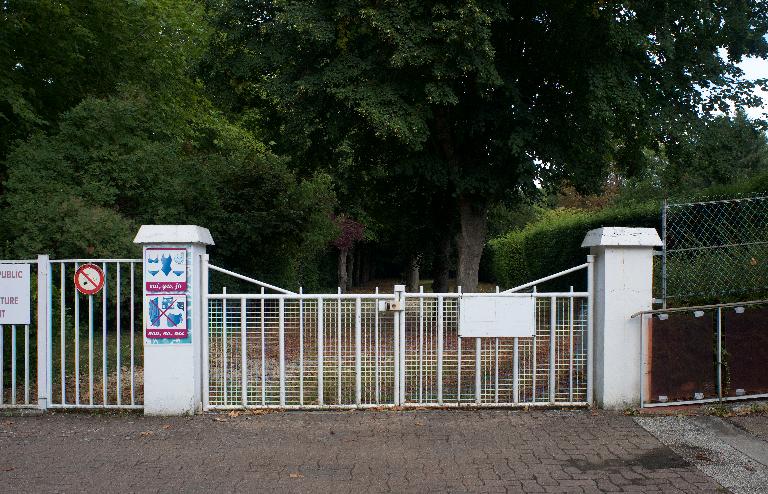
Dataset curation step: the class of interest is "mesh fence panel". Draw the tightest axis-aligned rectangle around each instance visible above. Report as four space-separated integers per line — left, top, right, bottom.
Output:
663 196 768 303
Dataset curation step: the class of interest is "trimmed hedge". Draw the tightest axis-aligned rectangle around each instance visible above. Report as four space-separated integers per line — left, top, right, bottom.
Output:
488 202 660 291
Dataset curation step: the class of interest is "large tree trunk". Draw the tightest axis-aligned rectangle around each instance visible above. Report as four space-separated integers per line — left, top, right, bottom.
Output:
456 196 488 293
406 254 420 292
338 248 348 292
432 235 451 293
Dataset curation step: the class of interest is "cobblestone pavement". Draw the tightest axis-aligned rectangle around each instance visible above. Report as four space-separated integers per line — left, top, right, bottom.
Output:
0 409 725 493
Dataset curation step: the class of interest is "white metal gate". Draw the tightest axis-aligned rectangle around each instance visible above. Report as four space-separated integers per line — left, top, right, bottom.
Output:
204 257 593 409
0 256 144 411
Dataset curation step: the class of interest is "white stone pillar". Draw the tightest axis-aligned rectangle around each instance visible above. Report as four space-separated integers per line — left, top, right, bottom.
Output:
133 225 214 415
581 227 661 409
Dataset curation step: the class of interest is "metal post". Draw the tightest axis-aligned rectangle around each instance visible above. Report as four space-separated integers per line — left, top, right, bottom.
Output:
437 295 444 405
279 297 285 407
393 288 400 406
299 288 304 406
549 295 556 404
317 298 324 405
36 255 50 410
717 307 723 402
475 337 481 405
201 254 210 410
587 255 595 405
355 297 361 406
661 198 668 309
399 289 406 405
241 298 247 406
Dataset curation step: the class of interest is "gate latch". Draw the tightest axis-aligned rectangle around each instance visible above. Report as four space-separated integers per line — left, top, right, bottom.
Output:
378 300 402 312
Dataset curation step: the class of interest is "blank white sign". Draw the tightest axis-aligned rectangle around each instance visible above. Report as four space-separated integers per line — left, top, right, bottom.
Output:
0 264 31 325
458 295 535 338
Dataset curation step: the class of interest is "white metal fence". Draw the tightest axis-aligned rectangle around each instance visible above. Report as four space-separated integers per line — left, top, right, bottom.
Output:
0 256 144 411
204 259 593 410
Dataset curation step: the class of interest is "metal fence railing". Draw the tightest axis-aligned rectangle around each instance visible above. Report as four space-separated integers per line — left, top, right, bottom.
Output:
635 300 768 407
204 261 593 410
661 195 768 305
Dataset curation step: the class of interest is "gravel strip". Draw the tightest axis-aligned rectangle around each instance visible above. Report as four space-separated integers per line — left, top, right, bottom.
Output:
636 415 768 494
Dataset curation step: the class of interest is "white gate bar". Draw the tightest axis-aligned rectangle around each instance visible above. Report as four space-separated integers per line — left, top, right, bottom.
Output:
569 288 574 402
202 255 209 410
355 297 361 406
398 288 406 405
102 263 107 405
88 295 94 405
222 295 228 405
475 337 481 405
532 287 537 402
11 325 16 404
317 297 324 405
374 288 379 403
336 289 342 405
418 287 424 403
393 295 400 405
279 297 285 406
549 296 556 404
260 288 265 405
299 288 304 405
116 263 121 406
24 324 29 404
513 337 519 403
502 263 589 293
74 263 80 405
47 259 53 406
60 265 65 404
241 298 247 406
495 338 499 404
0 326 4 405
208 264 296 295
587 255 595 404
437 295 443 405
130 262 135 405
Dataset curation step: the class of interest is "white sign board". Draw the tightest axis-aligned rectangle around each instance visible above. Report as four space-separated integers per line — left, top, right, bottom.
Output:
0 264 31 325
458 295 535 338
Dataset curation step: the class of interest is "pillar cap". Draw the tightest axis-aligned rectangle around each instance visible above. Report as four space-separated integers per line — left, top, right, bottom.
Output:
581 227 661 248
133 225 215 245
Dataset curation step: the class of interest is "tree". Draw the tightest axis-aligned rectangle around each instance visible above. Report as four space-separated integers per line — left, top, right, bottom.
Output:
0 0 208 167
2 93 336 289
202 1 768 291
664 111 768 191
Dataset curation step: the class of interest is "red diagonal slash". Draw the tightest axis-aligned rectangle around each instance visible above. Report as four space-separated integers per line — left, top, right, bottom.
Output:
149 296 182 325
80 269 99 289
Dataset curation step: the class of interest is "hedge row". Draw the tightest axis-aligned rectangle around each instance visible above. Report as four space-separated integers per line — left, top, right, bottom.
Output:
487 202 660 291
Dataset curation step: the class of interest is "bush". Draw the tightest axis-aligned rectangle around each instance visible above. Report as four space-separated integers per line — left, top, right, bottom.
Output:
488 202 660 291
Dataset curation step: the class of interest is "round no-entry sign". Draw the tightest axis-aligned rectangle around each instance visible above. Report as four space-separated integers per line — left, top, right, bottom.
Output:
74 263 105 295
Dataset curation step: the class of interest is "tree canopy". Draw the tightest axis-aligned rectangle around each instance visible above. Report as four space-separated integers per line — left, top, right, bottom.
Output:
201 0 768 290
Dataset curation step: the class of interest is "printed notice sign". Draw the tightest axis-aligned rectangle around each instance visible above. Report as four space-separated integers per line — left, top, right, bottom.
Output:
145 294 188 339
0 264 30 325
144 248 187 293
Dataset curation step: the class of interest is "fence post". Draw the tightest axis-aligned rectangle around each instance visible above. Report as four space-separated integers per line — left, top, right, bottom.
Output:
134 225 214 415
36 254 49 410
582 227 661 409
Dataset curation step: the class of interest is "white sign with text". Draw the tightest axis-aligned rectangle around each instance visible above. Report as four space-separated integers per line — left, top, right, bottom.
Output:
0 264 31 325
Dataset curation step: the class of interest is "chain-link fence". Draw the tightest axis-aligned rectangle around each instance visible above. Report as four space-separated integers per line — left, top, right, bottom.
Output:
661 195 768 305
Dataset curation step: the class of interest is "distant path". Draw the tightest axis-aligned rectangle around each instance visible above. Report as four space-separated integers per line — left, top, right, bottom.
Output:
1 409 723 493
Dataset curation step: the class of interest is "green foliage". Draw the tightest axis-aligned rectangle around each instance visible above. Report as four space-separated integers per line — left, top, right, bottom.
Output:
488 203 659 290
1 93 336 289
0 0 209 165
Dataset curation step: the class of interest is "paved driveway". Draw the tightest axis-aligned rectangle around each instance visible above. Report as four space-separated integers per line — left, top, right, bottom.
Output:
0 409 724 493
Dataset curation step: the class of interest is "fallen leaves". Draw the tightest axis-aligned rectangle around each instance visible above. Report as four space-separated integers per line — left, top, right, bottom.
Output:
288 472 304 479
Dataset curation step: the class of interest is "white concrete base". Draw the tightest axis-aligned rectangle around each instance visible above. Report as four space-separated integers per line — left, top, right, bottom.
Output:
143 345 197 415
